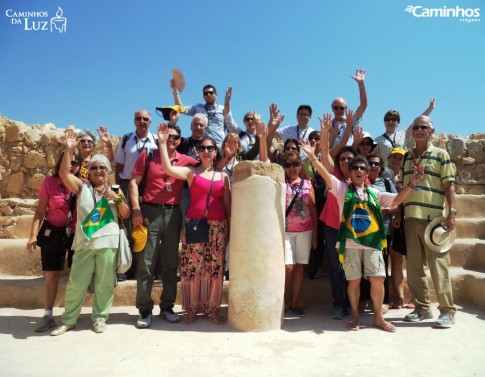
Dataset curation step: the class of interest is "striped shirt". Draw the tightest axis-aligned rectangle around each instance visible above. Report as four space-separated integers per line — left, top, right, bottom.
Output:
400 144 455 220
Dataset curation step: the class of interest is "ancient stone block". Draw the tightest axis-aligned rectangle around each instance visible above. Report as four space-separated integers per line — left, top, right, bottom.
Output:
27 173 46 191
448 138 466 160
4 171 25 195
24 150 47 169
466 140 485 164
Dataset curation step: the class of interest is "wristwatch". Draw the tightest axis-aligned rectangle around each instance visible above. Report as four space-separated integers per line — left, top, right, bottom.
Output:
449 208 458 216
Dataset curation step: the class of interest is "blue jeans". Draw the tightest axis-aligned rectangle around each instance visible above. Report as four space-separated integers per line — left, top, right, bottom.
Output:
323 224 349 310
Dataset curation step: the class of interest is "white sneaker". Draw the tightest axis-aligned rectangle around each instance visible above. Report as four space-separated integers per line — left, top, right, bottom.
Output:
93 319 106 333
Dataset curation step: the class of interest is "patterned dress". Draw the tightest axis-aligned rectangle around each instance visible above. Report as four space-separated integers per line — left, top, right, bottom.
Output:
181 174 228 314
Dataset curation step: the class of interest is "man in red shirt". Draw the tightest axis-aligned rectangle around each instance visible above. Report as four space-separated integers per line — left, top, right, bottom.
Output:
129 124 197 328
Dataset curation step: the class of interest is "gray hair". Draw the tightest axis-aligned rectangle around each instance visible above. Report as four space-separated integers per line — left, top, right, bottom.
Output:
192 113 208 126
77 130 97 144
88 154 112 173
413 115 434 128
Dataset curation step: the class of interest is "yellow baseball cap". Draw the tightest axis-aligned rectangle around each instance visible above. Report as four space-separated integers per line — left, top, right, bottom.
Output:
389 147 406 157
155 105 184 121
131 225 147 252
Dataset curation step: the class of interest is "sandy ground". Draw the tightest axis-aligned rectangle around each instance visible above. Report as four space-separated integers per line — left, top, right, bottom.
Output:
0 304 484 377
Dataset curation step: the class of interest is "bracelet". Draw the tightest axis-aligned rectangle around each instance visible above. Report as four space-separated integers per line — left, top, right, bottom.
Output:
115 194 124 206
407 182 416 189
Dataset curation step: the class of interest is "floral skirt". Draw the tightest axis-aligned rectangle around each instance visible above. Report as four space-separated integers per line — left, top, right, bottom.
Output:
180 219 227 314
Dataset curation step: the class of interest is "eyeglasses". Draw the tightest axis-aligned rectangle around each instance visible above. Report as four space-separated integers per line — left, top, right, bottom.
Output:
385 118 399 122
351 165 368 171
168 134 181 141
339 156 354 162
359 141 373 147
297 112 311 118
285 146 298 151
284 162 300 168
89 166 107 171
135 116 150 122
309 136 320 142
197 145 216 152
203 91 215 96
368 161 381 167
79 139 94 144
333 106 346 111
413 125 430 131
244 117 254 122
71 161 79 166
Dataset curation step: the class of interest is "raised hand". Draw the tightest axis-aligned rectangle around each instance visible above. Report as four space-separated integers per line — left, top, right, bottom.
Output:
344 109 354 128
256 120 268 139
225 86 233 103
224 136 239 158
97 126 111 145
157 122 170 144
268 103 284 129
65 130 78 149
429 97 435 109
318 113 333 134
353 125 364 145
300 139 316 159
351 68 366 84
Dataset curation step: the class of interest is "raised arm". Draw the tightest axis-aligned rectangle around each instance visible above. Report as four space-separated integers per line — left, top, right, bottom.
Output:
223 86 232 117
170 79 184 108
392 165 425 207
60 131 83 195
318 113 335 174
351 125 364 151
422 97 435 117
256 119 269 162
157 123 193 181
267 103 285 161
300 139 334 190
351 68 367 119
97 126 114 162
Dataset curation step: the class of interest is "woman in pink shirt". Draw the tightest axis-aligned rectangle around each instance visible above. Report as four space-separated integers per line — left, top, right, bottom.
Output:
26 152 79 332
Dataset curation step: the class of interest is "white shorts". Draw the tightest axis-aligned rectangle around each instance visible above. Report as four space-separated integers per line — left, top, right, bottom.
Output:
284 230 313 265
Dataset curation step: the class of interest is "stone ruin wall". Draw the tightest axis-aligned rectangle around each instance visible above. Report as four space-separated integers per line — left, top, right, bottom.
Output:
0 116 484 238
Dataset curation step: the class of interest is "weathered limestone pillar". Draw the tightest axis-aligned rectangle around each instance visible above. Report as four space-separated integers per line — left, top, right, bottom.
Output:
228 161 286 331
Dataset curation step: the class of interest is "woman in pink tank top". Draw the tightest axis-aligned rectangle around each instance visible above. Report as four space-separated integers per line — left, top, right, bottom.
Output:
158 124 231 325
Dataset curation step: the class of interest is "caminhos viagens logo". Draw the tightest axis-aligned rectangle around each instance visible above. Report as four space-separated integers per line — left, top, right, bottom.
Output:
405 5 480 23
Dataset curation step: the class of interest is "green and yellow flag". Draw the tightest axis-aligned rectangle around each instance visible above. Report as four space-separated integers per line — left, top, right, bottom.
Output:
81 197 115 240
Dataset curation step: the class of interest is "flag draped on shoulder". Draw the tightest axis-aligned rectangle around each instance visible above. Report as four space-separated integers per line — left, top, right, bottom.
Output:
336 184 387 262
81 197 115 240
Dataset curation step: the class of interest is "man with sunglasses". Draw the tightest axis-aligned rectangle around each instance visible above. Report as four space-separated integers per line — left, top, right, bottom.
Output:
330 68 367 148
170 82 241 148
399 115 457 328
129 124 197 329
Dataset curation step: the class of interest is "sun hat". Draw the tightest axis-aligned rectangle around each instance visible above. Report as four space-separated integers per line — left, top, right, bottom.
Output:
424 216 456 253
172 67 185 93
361 132 377 149
155 105 185 121
389 147 406 158
131 224 148 252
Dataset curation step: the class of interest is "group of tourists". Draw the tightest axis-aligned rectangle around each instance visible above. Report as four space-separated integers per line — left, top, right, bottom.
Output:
27 68 458 335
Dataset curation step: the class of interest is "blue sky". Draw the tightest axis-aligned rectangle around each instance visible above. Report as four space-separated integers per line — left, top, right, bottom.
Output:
1 0 484 140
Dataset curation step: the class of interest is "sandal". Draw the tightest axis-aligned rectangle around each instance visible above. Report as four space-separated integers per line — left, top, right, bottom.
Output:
208 312 225 325
390 303 402 309
373 321 396 333
347 320 360 331
181 312 197 325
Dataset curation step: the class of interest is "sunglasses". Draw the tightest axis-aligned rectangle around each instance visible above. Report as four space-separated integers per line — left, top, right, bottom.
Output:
197 145 216 152
244 117 254 122
203 91 215 96
351 165 368 171
368 161 381 167
71 160 79 166
135 116 150 122
413 125 430 131
284 162 300 168
309 136 320 142
339 156 354 162
359 141 373 147
79 139 94 144
333 106 346 111
89 166 107 171
168 134 181 141
385 118 399 122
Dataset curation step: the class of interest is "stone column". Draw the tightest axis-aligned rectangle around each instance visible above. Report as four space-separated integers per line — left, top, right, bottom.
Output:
228 161 286 331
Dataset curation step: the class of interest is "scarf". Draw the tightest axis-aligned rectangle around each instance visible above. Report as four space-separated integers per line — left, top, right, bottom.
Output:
336 183 387 262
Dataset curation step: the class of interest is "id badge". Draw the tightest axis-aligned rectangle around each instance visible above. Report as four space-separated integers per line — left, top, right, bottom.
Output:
44 228 51 236
166 182 172 192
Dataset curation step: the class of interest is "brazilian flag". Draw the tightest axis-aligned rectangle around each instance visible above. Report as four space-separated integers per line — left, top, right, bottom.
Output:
81 197 115 240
